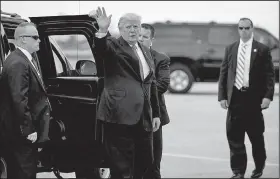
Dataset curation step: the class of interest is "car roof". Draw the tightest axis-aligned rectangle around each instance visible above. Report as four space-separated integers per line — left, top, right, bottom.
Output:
151 21 278 40
1 11 28 39
152 21 239 28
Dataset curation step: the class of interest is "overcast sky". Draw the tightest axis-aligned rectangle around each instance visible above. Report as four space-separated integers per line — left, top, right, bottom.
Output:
1 1 279 38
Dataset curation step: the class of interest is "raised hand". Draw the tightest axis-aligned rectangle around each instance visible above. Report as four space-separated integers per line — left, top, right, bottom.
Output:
89 7 112 33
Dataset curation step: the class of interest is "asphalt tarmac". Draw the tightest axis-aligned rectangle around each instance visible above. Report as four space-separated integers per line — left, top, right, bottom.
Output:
37 82 279 178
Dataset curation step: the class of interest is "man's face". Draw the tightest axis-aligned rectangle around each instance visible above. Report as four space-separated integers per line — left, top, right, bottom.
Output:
119 20 141 45
139 28 153 48
238 20 253 41
21 25 40 53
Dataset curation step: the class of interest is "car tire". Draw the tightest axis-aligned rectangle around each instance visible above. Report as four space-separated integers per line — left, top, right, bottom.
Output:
0 157 8 179
169 63 194 93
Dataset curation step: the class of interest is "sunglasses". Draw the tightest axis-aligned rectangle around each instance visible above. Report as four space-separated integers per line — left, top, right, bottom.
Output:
238 27 251 30
20 35 40 40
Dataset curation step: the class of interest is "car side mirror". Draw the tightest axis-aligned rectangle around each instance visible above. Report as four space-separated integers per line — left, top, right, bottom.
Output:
76 60 97 76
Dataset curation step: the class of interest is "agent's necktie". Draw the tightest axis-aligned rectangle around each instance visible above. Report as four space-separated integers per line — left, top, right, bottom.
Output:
235 44 247 89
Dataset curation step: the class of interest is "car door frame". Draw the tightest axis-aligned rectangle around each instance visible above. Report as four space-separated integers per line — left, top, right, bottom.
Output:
29 15 107 172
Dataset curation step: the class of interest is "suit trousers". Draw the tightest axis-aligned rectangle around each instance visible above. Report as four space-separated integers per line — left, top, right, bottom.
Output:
144 126 162 179
3 138 37 179
227 86 266 174
103 119 153 179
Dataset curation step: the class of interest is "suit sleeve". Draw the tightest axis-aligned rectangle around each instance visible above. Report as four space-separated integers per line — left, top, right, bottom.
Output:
218 46 229 101
7 61 35 136
263 47 275 100
155 54 170 94
151 79 161 118
93 32 115 59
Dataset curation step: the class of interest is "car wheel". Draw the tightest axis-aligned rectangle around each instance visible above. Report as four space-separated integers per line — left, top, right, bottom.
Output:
0 157 8 179
169 63 194 93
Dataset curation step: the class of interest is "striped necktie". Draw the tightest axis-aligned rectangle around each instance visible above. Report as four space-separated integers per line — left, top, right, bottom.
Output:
31 58 40 74
235 43 247 89
31 58 52 111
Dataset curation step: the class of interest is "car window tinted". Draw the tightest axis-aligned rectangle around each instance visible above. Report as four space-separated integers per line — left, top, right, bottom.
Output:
1 23 5 69
208 27 236 45
154 26 202 45
254 29 270 47
152 25 209 55
254 28 278 49
1 23 11 60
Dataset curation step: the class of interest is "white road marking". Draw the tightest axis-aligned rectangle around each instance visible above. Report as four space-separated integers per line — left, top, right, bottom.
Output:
163 153 279 166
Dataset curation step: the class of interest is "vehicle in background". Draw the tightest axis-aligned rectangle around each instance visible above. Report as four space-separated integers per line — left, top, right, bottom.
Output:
151 21 279 93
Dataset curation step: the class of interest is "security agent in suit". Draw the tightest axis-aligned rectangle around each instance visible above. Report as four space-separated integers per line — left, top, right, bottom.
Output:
218 18 275 179
89 7 161 179
139 23 170 179
0 22 51 179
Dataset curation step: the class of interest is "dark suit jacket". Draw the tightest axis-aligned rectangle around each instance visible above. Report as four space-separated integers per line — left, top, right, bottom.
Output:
94 35 160 132
150 48 170 126
218 39 275 106
0 49 51 144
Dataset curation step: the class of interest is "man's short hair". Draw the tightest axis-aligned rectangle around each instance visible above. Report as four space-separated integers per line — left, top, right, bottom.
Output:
141 23 155 39
239 17 254 27
118 13 141 29
14 22 37 40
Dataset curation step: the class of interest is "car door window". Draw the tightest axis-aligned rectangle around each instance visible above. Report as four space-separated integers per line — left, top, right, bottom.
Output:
49 34 96 77
254 28 278 49
154 26 198 45
208 27 236 45
1 23 11 60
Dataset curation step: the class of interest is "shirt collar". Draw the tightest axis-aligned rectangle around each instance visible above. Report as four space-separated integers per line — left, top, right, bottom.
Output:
240 34 254 47
129 42 140 49
17 47 33 61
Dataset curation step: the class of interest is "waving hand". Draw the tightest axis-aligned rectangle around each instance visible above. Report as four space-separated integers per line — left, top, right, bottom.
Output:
89 7 112 33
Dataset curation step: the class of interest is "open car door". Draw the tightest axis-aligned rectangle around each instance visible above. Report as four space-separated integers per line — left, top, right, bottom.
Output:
29 15 108 178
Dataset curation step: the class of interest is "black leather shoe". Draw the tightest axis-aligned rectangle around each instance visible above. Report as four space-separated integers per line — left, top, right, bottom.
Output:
230 173 244 179
251 169 263 178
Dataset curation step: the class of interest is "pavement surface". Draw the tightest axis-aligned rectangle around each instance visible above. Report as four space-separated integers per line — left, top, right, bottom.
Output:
37 82 279 178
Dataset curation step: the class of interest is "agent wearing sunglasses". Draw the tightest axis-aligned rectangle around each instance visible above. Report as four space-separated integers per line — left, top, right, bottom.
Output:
218 18 275 179
0 22 51 179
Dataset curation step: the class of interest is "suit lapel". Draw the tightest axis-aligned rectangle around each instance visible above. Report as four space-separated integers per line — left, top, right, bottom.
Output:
250 40 258 70
118 37 142 81
231 41 239 75
16 49 47 93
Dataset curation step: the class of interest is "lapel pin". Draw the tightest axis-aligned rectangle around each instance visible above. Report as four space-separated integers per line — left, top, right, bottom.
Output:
254 49 257 52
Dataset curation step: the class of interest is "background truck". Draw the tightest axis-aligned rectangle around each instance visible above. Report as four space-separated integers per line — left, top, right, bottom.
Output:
151 21 279 93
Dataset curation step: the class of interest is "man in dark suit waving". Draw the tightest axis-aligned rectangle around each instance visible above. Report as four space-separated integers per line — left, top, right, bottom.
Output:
218 18 275 179
89 7 160 179
0 22 51 179
139 23 170 179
